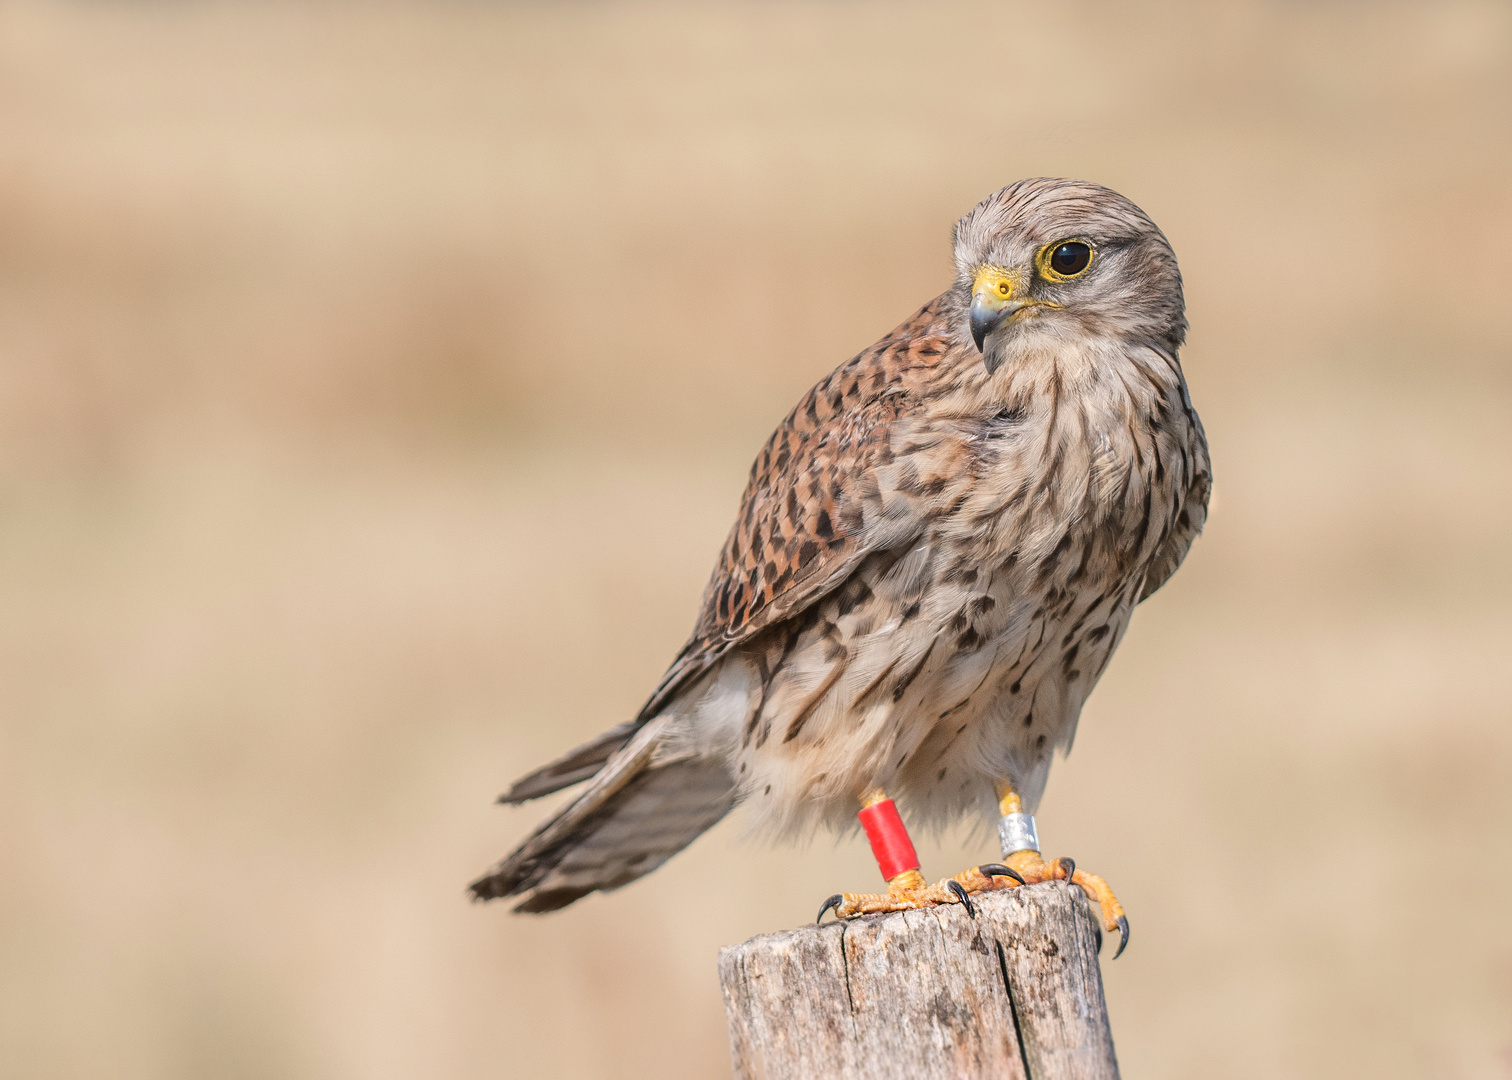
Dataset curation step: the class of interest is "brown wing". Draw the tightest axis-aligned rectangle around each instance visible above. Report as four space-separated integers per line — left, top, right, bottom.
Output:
1139 371 1212 601
633 296 958 723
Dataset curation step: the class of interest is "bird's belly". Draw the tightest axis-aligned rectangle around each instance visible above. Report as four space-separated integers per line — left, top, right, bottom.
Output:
715 534 1145 837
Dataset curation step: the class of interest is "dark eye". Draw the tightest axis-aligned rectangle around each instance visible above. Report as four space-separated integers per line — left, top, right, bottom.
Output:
1048 241 1091 277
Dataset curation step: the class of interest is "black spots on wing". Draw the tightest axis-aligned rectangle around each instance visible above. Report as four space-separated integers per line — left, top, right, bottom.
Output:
867 546 907 583
764 784 772 795
1035 734 1046 749
892 639 936 702
956 626 983 652
897 751 909 768
798 540 819 568
945 565 979 587
900 601 921 624
969 595 995 617
1035 529 1074 587
853 655 901 708
822 628 848 663
834 579 873 619
1023 711 1033 728
1010 680 1022 694
814 509 834 542
1086 624 1111 644
937 767 948 781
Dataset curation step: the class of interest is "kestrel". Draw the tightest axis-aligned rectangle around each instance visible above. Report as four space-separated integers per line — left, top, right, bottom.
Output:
471 179 1210 954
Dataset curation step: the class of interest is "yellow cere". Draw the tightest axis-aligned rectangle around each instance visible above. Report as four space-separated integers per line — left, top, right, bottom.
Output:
971 266 1018 301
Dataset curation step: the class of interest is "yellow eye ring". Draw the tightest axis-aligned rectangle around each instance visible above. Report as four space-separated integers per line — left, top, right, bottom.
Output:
996 281 1011 296
1036 239 1095 281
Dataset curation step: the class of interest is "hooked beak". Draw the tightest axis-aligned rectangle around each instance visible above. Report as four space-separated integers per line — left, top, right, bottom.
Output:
969 267 1027 353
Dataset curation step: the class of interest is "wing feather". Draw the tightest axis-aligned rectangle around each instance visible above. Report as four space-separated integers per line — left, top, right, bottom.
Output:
632 297 955 723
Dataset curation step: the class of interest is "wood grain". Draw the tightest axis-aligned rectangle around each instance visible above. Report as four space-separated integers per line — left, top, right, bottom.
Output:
719 882 1118 1080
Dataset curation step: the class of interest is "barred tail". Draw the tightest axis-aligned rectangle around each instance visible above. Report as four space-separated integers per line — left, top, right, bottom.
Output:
470 718 734 912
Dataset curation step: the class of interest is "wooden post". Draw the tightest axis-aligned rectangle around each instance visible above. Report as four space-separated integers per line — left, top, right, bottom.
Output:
718 881 1119 1080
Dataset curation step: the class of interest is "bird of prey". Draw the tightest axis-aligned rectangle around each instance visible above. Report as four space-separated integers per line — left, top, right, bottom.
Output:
471 178 1210 954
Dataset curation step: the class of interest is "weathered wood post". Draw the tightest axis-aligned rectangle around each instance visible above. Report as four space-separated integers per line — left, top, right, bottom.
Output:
719 881 1118 1080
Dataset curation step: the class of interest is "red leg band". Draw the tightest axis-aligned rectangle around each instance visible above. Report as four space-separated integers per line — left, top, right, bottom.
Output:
857 798 920 882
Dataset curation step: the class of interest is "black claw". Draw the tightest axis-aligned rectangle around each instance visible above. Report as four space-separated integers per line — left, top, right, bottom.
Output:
1093 921 1103 953
977 863 1026 885
1112 915 1130 959
816 894 844 925
1057 856 1076 883
946 879 976 917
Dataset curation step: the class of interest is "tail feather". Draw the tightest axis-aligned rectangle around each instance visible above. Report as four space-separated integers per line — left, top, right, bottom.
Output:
470 717 735 911
507 756 734 912
497 721 638 804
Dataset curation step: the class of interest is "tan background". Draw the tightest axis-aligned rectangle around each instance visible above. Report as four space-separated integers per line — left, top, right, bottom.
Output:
2 1 1510 1077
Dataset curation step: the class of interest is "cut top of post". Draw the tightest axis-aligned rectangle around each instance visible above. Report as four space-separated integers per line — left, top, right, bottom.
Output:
718 882 1119 1080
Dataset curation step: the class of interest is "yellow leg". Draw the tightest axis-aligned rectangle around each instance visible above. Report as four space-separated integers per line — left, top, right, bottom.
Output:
817 788 1006 921
817 783 1129 957
989 781 1130 956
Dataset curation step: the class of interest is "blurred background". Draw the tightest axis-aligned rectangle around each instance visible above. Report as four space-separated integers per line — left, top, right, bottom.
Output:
1 1 1509 1077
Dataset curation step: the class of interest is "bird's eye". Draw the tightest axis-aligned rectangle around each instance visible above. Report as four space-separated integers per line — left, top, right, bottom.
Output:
1047 241 1092 277
996 281 1011 296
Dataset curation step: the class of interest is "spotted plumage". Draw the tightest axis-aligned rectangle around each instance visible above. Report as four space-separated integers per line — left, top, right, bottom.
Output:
472 178 1210 912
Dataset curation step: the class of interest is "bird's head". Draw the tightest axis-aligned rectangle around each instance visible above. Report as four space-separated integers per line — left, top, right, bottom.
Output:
952 178 1186 374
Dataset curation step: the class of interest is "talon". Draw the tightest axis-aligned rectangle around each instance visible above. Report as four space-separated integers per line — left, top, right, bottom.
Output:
977 862 1026 885
1093 921 1103 953
946 879 975 917
1113 914 1130 959
1057 856 1076 883
816 894 844 924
